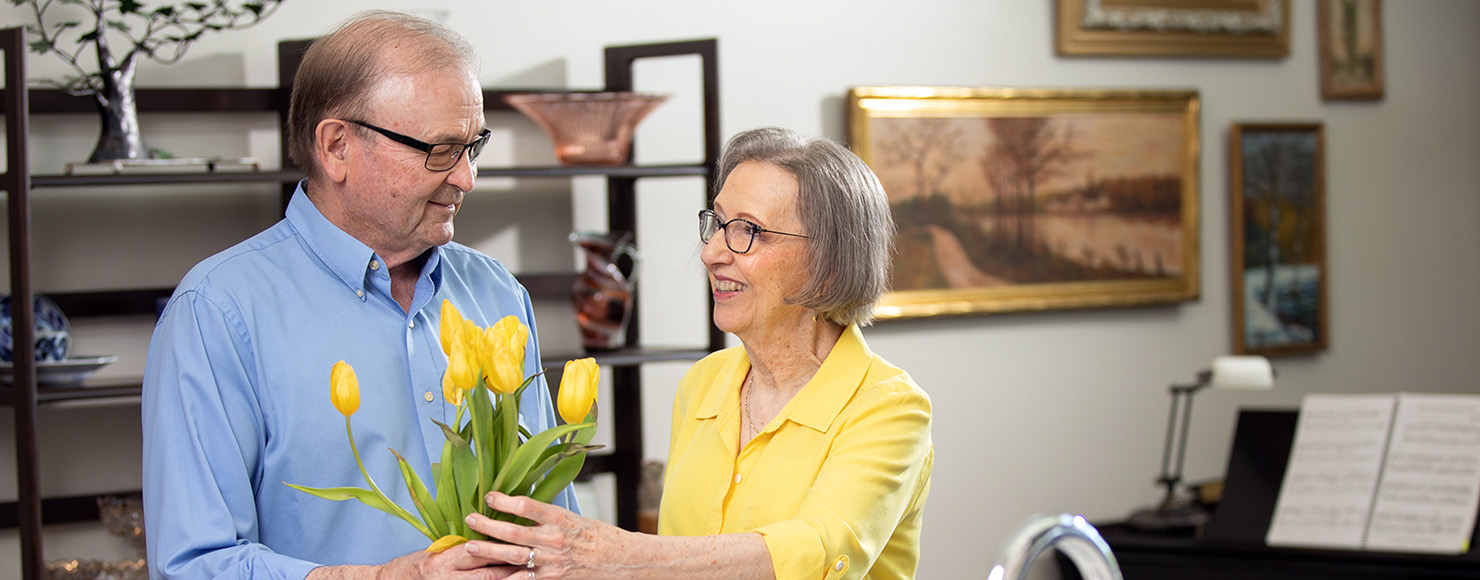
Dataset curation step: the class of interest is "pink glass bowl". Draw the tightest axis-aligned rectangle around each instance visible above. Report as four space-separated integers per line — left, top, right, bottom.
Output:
504 92 668 166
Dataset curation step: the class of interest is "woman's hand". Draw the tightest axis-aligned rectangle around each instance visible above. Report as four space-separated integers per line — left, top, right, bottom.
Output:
464 492 627 580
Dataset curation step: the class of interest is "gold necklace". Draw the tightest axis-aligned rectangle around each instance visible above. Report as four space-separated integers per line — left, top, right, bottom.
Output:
743 373 764 435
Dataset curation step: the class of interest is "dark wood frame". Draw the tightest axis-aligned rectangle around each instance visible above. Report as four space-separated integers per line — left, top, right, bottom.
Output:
1318 0 1384 100
1230 123 1328 356
1056 0 1291 58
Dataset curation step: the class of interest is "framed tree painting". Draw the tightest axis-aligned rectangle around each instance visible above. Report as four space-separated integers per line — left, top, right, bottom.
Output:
1319 0 1384 99
1056 0 1290 58
848 87 1200 320
1230 123 1328 355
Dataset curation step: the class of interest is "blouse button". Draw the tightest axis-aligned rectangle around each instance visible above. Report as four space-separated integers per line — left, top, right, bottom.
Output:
836 560 845 571
424 391 435 402
734 473 743 484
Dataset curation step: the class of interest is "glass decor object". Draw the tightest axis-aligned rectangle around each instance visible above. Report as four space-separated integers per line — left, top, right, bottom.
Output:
97 494 147 555
0 294 71 363
570 232 640 351
504 92 668 165
44 558 147 580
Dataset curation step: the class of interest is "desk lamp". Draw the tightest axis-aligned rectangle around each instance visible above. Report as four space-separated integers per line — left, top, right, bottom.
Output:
1127 355 1275 532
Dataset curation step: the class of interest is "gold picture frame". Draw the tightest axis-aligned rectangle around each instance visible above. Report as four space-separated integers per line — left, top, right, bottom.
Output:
1230 123 1328 356
848 87 1201 320
1319 0 1384 100
1057 0 1291 58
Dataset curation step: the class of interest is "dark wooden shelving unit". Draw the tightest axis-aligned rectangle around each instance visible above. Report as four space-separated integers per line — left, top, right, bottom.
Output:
2 28 720 579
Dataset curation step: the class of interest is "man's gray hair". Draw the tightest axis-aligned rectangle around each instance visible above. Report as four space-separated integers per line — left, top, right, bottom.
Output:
287 10 478 176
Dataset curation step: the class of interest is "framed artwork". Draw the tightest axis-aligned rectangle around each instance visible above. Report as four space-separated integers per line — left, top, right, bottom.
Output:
1056 0 1290 58
1230 123 1328 356
1319 0 1384 99
847 86 1200 320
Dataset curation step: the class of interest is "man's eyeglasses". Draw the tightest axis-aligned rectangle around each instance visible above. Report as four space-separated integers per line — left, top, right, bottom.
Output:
347 120 490 171
698 209 808 254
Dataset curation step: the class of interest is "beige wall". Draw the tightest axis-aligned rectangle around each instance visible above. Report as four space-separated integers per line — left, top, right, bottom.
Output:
2 2 1478 578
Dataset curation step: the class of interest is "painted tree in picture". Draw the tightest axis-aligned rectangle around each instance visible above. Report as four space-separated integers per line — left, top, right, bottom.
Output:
1240 130 1323 350
871 111 1188 293
980 117 1081 256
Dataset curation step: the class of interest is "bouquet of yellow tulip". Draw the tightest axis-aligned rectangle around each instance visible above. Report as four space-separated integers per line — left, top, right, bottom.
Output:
287 299 600 552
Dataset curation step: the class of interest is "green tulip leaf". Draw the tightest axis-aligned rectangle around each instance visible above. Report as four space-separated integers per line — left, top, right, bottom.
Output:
283 482 432 539
491 422 589 494
390 449 446 539
434 439 463 537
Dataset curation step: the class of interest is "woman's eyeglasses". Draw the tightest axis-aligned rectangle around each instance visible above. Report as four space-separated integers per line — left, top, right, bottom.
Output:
698 209 807 254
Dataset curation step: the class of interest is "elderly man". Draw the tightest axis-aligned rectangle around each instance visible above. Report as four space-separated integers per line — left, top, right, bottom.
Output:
142 11 576 579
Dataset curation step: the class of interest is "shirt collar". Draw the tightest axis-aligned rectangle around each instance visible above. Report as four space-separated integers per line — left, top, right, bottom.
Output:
286 181 444 300
693 324 874 433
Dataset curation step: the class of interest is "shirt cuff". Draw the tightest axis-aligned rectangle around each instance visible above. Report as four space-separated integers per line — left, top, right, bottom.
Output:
756 519 829 580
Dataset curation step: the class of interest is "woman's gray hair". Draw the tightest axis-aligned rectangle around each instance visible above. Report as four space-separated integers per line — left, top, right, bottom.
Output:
713 127 895 326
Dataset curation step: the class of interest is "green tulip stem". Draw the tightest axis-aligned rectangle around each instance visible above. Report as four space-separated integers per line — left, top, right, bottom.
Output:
346 416 388 502
346 416 427 535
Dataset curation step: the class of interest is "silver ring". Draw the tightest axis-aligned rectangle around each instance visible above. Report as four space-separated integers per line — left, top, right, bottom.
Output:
525 548 536 569
526 570 536 580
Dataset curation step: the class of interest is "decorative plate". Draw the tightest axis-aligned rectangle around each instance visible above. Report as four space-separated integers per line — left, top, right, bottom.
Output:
0 294 72 362
0 355 117 386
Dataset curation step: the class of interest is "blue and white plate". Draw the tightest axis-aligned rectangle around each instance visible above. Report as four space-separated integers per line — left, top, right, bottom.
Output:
0 355 117 386
0 294 72 363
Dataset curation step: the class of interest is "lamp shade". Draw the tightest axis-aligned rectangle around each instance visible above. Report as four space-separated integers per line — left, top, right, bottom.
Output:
1209 355 1275 391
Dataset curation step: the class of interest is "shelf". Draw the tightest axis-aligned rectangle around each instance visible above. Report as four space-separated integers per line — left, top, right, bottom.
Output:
0 491 138 529
476 164 707 179
0 346 710 408
30 170 303 188
11 164 706 192
40 274 576 320
28 88 606 115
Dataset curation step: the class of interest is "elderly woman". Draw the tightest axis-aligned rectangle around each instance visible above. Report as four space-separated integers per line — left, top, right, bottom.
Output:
468 127 933 580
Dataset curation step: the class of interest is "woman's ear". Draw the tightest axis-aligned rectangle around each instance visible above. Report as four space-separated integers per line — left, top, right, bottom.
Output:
315 119 352 183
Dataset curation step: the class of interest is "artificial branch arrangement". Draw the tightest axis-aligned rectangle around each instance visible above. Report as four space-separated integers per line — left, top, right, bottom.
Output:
11 0 285 162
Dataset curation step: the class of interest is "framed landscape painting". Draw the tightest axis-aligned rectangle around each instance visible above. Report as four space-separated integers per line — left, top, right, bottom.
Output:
1056 0 1290 58
1319 0 1384 99
847 87 1201 320
1230 123 1328 355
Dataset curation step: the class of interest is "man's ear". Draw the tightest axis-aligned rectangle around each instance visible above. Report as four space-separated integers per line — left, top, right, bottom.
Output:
315 119 352 183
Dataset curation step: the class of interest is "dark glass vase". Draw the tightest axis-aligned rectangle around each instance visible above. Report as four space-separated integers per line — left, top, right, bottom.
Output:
570 232 639 351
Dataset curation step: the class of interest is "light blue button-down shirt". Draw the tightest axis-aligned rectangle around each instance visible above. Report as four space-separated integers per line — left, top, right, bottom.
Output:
142 184 577 580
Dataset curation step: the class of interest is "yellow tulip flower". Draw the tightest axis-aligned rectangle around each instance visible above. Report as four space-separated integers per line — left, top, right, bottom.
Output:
558 358 599 425
426 534 468 553
444 340 477 393
330 360 360 417
482 316 528 395
439 299 464 357
442 372 465 407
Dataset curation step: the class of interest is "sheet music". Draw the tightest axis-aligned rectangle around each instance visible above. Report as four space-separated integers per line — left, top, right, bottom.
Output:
1364 393 1480 554
1266 394 1396 549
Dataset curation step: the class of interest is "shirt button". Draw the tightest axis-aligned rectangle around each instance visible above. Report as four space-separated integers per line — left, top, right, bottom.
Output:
408 320 415 329
734 473 743 484
836 561 844 571
369 260 380 271
355 289 364 299
424 391 434 402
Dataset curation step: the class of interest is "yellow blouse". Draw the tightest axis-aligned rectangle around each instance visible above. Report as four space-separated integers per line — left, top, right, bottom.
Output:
658 325 933 580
